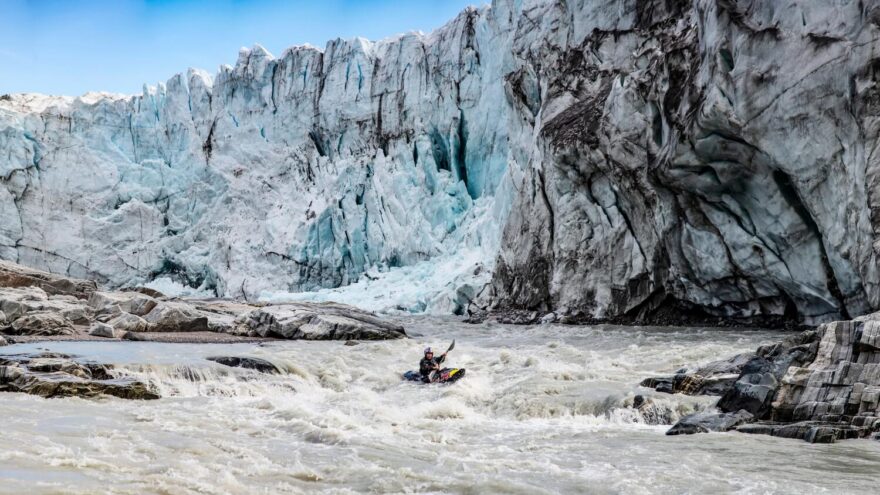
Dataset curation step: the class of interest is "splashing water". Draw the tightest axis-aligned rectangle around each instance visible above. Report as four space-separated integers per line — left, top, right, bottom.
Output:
1 317 879 494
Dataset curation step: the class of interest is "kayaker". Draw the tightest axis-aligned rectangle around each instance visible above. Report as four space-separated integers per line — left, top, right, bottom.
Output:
419 347 447 383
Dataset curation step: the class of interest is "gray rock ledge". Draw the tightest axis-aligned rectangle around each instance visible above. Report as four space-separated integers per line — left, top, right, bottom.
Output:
0 261 406 343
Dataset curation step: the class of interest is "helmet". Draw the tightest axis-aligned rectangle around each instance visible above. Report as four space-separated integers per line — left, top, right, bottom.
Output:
424 347 432 354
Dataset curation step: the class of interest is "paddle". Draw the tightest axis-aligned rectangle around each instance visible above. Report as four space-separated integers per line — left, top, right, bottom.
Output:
446 339 456 354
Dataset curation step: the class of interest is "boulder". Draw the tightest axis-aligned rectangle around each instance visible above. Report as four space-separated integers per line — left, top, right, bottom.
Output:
715 360 781 417
25 358 93 378
88 291 158 317
630 395 680 425
232 306 313 338
3 369 159 400
667 410 754 436
107 312 149 333
89 322 126 339
640 373 740 397
123 287 166 298
0 260 96 298
207 356 280 374
645 330 820 419
717 331 819 418
291 301 406 337
8 312 76 336
182 299 249 333
0 287 49 320
641 352 754 396
0 287 92 325
298 313 406 340
0 335 7 346
645 317 880 443
494 310 541 325
0 354 158 400
60 306 91 325
142 302 208 332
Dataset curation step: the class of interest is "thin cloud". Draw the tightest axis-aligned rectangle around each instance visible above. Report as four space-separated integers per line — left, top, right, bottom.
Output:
0 48 24 61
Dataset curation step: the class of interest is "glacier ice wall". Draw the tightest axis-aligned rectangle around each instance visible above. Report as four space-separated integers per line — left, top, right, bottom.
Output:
3 0 880 323
0 7 514 313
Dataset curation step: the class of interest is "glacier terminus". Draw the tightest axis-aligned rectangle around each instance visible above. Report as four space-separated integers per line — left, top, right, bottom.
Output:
3 0 880 326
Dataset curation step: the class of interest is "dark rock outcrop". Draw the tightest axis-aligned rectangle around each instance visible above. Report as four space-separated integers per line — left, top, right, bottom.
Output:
666 410 754 436
630 395 681 426
0 261 96 299
207 356 280 374
736 421 866 444
715 331 819 418
7 312 76 336
641 352 754 396
0 354 158 400
649 314 880 442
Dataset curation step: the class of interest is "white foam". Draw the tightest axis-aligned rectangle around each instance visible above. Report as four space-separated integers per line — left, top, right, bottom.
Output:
0 320 853 494
141 276 217 298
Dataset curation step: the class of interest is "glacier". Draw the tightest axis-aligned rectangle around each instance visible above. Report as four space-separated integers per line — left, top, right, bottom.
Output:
3 0 880 324
0 7 514 314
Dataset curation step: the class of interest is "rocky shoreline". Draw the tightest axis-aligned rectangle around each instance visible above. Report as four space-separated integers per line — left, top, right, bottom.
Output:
0 351 159 400
0 260 407 401
0 260 406 346
469 306 809 330
641 313 880 443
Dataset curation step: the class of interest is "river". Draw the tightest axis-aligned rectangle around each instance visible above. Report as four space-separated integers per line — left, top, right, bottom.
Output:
1 317 879 494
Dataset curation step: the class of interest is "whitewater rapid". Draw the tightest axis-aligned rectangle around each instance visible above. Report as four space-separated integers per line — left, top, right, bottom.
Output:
2 318 880 494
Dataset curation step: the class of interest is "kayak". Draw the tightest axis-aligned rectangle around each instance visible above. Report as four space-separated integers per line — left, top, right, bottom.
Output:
402 368 466 384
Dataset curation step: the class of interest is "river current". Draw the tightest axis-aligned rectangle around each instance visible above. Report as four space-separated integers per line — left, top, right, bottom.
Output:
1 317 879 494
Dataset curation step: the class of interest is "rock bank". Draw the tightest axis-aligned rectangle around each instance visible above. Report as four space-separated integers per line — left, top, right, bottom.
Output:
0 260 97 298
645 313 880 443
0 261 406 343
0 352 158 400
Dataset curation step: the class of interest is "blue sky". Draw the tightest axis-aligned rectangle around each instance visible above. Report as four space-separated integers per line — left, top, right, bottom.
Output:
1 0 479 96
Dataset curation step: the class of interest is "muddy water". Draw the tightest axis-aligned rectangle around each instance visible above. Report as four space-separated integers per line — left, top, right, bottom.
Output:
1 317 878 494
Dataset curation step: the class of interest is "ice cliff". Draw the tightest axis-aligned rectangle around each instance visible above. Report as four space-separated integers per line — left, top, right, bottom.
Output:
2 0 880 324
0 8 512 314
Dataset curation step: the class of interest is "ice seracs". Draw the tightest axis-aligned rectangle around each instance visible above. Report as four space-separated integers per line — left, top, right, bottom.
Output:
0 5 511 316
